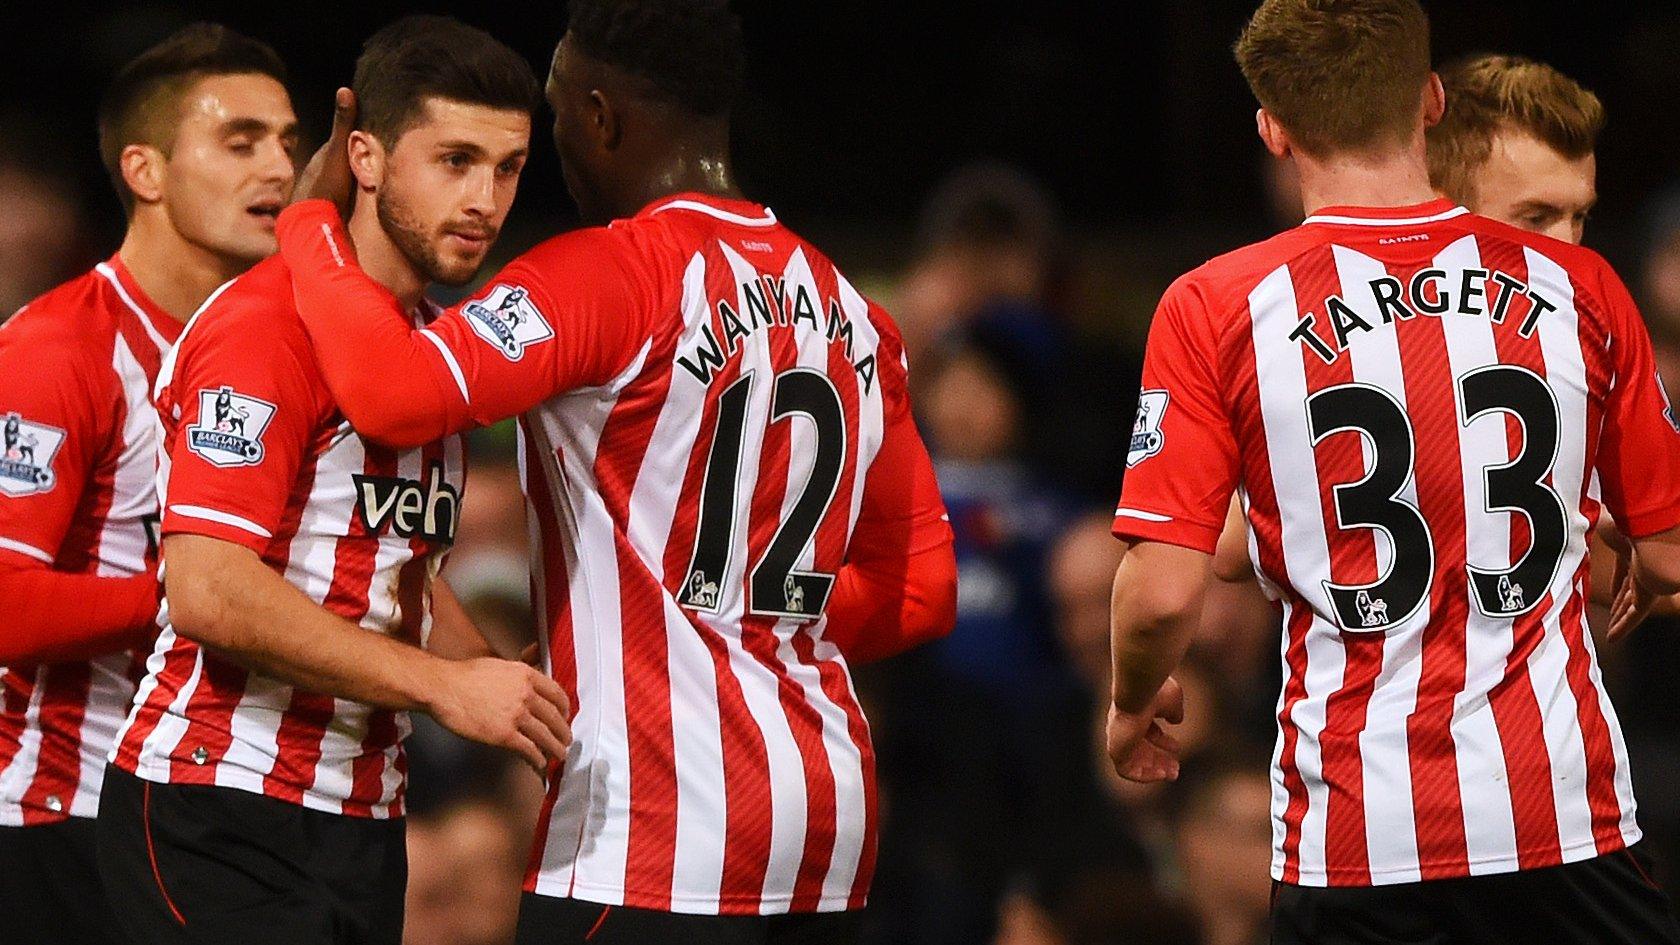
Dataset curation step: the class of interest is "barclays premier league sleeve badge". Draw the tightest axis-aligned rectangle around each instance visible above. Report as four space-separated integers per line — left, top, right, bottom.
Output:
0 412 66 496
463 284 554 361
1127 390 1169 467
186 386 277 467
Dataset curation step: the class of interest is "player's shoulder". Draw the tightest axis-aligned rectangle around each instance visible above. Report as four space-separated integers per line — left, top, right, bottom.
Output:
1167 227 1324 319
180 256 304 347
0 266 122 369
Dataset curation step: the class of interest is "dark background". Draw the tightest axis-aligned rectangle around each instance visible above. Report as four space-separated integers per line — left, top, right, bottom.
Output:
4 0 1678 271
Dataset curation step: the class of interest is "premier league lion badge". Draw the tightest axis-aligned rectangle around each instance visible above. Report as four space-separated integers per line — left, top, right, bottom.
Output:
1127 390 1170 467
463 284 554 361
0 412 65 496
186 386 277 467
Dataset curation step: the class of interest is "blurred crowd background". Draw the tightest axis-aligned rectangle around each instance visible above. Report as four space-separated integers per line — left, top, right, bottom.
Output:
5 2 1680 944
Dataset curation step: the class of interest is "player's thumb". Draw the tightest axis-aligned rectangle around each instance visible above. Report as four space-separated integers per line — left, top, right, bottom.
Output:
1158 675 1186 725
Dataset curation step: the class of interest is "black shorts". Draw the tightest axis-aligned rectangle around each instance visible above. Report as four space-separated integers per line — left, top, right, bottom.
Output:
0 816 128 944
514 894 862 945
95 765 406 945
1271 844 1680 945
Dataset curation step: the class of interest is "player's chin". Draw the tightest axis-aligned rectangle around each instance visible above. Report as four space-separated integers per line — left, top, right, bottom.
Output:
430 252 487 288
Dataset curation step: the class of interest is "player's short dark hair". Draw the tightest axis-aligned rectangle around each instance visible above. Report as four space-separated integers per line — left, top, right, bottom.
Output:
97 23 288 213
564 0 745 117
353 15 541 150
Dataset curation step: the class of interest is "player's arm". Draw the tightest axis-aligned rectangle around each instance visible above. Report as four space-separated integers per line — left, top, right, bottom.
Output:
161 314 570 772
822 378 957 664
1589 263 1680 639
273 200 647 449
1108 275 1240 782
0 332 159 665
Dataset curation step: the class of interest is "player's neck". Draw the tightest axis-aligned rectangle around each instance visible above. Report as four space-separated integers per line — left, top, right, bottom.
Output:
621 133 743 218
345 197 426 311
1294 146 1440 218
116 210 248 324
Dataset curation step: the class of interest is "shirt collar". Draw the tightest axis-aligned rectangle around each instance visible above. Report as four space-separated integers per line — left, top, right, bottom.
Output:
1301 198 1469 228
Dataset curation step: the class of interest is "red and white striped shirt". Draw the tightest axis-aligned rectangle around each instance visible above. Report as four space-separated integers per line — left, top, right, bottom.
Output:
277 193 952 914
1115 200 1680 886
110 257 464 819
0 256 178 826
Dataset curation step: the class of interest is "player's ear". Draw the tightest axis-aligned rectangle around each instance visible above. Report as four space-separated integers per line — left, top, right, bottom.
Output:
346 130 384 193
1422 73 1446 129
120 143 166 207
589 89 621 151
1255 109 1292 161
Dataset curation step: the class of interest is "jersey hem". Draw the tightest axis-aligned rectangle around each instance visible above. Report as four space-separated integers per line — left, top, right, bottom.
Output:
1271 827 1640 887
531 876 863 916
113 756 404 821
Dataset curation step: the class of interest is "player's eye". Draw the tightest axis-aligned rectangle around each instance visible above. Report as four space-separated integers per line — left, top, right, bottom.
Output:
496 158 524 178
227 137 256 155
442 152 471 170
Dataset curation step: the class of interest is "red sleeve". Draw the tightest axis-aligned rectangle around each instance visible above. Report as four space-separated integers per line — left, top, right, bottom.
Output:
0 569 159 664
823 321 956 663
1111 274 1240 554
1594 263 1680 538
0 315 159 663
0 319 112 567
275 200 651 447
160 302 323 554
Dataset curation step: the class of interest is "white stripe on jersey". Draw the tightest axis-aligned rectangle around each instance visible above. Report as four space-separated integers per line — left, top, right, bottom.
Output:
1333 245 1424 883
1248 262 1342 883
1434 234 1522 872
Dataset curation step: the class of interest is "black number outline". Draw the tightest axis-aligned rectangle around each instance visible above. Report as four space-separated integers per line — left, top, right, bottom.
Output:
678 369 846 620
1307 382 1435 633
749 369 846 619
1457 364 1568 618
677 373 754 614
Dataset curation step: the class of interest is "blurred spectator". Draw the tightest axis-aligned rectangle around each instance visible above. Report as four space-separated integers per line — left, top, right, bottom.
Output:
866 330 1105 945
895 162 1141 503
404 797 528 945
1166 747 1275 945
0 162 90 321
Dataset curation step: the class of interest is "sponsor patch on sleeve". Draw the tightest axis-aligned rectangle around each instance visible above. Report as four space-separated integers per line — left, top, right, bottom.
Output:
0 412 66 496
463 284 554 361
1127 389 1170 467
186 387 277 467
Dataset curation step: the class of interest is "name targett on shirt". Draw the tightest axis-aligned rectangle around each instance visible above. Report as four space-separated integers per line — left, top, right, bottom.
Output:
1288 267 1560 365
676 275 879 394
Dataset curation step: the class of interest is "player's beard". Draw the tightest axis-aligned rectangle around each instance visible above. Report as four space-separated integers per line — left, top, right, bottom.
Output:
375 187 486 288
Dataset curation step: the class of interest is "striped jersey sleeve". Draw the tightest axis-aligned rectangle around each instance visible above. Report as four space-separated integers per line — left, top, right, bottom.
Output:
157 292 327 553
1112 274 1241 554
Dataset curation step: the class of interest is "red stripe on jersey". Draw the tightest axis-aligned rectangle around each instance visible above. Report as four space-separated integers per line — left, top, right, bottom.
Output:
1477 240 1566 868
739 305 840 913
522 421 577 891
18 665 93 824
0 671 32 776
1295 246 1380 884
594 329 683 906
1386 260 1472 878
662 259 777 907
1554 555 1623 851
112 643 195 773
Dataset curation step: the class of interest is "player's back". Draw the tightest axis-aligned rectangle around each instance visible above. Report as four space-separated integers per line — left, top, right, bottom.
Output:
517 194 903 914
1116 199 1680 888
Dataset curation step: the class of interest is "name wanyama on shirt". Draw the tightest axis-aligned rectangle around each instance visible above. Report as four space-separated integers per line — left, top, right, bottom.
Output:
676 276 879 393
1289 267 1559 365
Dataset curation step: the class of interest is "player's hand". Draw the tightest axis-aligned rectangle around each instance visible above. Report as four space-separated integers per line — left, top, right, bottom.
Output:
1107 676 1185 783
1608 548 1657 643
294 87 357 216
426 657 572 776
